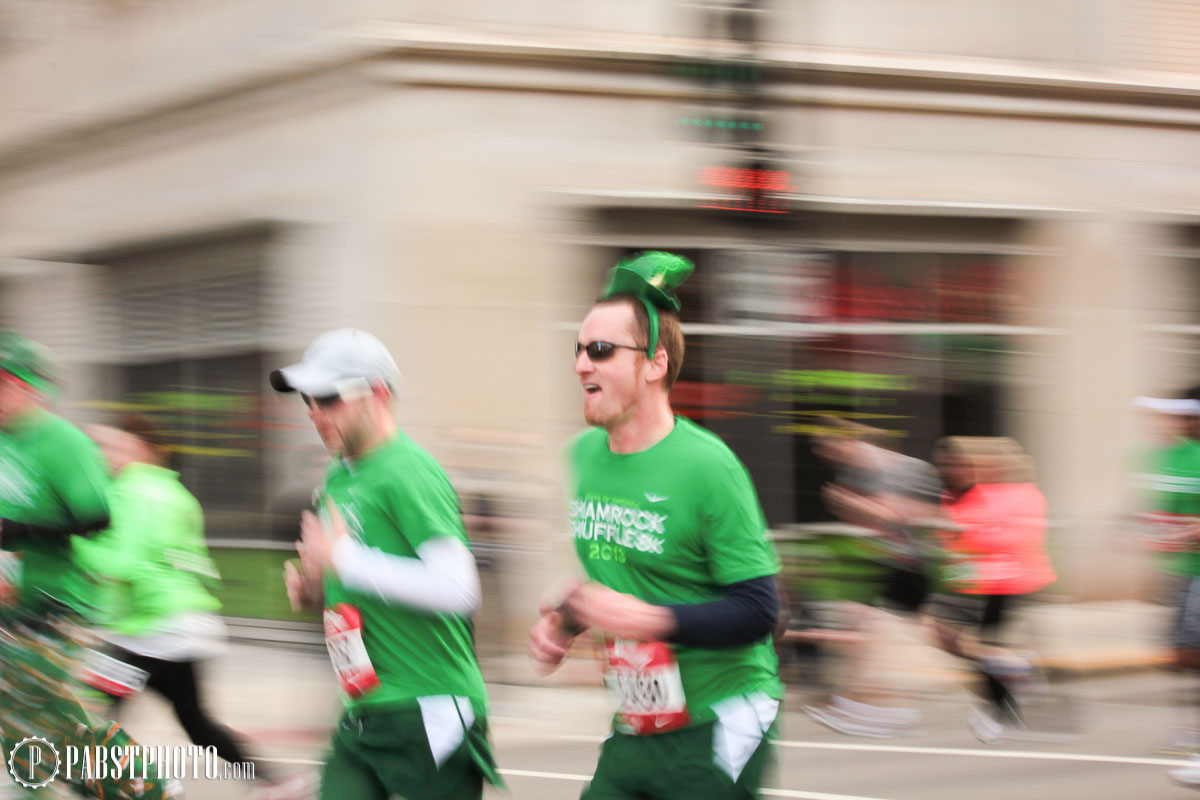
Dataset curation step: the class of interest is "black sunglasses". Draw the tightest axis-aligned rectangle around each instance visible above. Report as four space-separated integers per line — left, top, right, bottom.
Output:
574 341 643 361
301 393 342 410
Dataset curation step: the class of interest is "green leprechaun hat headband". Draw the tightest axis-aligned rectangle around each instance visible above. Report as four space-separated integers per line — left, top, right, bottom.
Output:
0 330 57 397
602 251 694 358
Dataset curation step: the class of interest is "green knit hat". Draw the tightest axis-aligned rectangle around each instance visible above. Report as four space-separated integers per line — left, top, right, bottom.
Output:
602 251 694 357
0 330 57 396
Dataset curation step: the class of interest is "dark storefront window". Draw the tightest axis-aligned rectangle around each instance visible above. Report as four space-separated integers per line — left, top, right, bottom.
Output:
88 227 277 543
121 353 269 542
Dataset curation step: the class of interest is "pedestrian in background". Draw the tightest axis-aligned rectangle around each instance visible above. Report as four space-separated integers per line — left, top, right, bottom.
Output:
928 436 1056 743
77 415 312 800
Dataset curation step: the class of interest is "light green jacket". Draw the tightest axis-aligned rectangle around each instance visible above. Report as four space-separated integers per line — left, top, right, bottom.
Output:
76 463 220 635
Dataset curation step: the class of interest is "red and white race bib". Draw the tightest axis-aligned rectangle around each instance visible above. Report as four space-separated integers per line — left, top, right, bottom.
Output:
324 603 381 699
0 551 21 605
1137 511 1198 552
78 649 149 699
604 639 690 735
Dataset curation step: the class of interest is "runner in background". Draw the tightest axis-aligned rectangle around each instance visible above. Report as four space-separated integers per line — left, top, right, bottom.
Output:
798 420 943 738
0 330 180 799
1123 392 1200 787
529 252 783 800
76 415 313 800
928 436 1057 743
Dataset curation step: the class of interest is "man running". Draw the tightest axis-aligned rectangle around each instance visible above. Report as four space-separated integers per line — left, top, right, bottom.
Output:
272 328 499 800
0 330 180 799
529 252 783 799
800 423 941 737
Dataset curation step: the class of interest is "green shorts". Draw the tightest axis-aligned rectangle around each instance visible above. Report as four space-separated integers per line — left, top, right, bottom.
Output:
582 696 778 800
320 699 500 800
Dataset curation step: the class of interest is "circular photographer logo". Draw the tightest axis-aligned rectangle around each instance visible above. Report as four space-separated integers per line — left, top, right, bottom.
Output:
7 736 60 789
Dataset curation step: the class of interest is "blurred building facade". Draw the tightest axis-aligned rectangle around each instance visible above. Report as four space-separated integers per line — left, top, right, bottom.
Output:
1 0 1199 633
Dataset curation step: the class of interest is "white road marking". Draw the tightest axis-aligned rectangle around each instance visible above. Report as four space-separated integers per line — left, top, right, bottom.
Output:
771 739 1191 767
762 792 893 800
548 733 1192 768
498 769 892 800
250 734 1192 800
250 762 891 799
499 769 588 781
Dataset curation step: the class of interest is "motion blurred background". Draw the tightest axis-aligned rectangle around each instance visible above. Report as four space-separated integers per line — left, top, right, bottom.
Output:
1 0 1198 668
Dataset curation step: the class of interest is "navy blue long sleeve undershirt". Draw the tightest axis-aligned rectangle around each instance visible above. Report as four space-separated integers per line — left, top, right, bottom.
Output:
666 575 779 649
1 516 110 546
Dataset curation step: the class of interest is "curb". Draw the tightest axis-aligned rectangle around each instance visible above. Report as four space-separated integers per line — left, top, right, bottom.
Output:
1040 653 1171 680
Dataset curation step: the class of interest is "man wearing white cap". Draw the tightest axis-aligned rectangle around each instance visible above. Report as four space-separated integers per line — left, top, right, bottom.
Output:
272 328 499 800
1124 391 1200 789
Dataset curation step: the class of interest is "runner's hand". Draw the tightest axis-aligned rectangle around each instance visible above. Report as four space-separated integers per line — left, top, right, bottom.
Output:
300 511 331 569
565 582 675 642
822 483 896 527
300 501 350 570
528 610 575 674
284 558 322 612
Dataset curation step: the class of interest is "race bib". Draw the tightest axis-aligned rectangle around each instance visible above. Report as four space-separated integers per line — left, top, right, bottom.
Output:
0 551 20 604
1137 511 1197 552
78 649 150 698
605 639 690 735
324 603 381 699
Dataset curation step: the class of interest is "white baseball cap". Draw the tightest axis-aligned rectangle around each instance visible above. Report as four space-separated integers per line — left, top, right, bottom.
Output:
1132 396 1200 415
270 328 401 399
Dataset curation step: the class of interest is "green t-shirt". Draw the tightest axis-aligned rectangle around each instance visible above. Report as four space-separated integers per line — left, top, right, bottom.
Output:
75 463 221 634
1145 437 1200 576
0 408 110 613
568 417 782 729
320 433 487 716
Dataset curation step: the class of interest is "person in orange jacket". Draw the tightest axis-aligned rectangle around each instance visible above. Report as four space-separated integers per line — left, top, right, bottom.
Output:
928 437 1056 742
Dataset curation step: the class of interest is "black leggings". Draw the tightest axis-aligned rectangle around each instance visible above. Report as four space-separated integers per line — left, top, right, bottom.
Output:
107 652 262 775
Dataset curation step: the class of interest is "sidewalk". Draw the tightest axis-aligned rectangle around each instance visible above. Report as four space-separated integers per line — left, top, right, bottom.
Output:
853 598 1173 699
1029 599 1171 676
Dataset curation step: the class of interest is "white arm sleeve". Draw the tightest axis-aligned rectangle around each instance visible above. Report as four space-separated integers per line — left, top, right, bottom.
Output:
330 535 481 616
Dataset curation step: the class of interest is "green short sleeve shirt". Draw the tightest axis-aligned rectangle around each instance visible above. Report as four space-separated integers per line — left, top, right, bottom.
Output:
1149 437 1200 576
568 417 782 728
320 433 488 716
0 408 110 613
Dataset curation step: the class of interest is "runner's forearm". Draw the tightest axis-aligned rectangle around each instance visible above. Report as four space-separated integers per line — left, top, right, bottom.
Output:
330 535 481 615
665 575 778 648
1 515 110 546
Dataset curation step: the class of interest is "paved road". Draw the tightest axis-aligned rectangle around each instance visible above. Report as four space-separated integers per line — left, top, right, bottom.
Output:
489 671 1200 800
4 643 1198 799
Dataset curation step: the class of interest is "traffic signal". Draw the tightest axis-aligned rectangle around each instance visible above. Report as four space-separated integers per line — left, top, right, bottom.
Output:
677 110 764 144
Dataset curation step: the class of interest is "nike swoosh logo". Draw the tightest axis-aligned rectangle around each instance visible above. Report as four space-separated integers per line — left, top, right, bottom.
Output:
644 493 669 503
